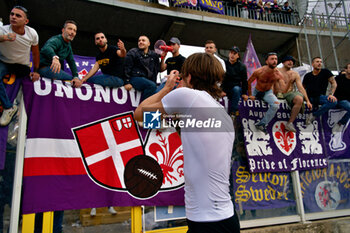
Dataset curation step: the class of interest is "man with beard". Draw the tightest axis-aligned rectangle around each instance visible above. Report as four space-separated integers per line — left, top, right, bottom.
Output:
277 56 312 132
157 37 186 92
124 35 160 100
73 32 126 88
303 57 337 125
38 20 80 83
247 52 286 132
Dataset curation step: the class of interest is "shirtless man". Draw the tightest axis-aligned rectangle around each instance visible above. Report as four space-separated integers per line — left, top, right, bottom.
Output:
244 52 286 132
277 56 312 132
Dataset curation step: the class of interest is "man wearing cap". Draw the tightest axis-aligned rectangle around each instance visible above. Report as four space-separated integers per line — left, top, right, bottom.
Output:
0 6 40 126
157 37 186 92
221 46 247 116
160 37 186 75
277 56 312 132
247 52 287 133
303 57 337 125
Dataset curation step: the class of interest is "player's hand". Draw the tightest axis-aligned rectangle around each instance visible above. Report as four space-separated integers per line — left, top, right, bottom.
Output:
306 101 312 110
328 95 337 102
164 70 180 91
72 78 83 88
242 94 248 101
6 33 16 41
50 57 61 73
249 95 255 100
117 39 125 50
124 84 133 91
30 72 40 82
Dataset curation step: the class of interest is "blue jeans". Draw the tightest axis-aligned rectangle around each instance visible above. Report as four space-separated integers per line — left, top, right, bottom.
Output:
227 86 242 113
310 95 337 117
38 66 73 80
337 100 350 125
87 74 123 87
253 88 279 126
0 61 13 108
130 77 156 100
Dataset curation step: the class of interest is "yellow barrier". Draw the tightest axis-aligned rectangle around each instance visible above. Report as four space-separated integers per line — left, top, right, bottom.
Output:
22 214 35 233
22 208 187 232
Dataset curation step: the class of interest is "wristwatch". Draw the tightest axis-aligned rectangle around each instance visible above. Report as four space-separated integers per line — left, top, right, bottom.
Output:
53 55 59 60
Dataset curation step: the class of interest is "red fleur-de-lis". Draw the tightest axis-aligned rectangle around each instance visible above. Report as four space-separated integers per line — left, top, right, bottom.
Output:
274 123 295 152
149 130 183 185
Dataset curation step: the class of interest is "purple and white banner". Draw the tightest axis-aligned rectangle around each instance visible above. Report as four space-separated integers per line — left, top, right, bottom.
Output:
21 55 185 214
232 161 295 210
322 109 350 159
239 99 328 173
301 160 350 212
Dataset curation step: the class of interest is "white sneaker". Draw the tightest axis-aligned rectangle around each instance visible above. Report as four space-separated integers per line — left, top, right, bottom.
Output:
108 207 117 215
332 123 342 134
305 114 315 125
90 208 96 216
285 122 296 132
0 105 18 126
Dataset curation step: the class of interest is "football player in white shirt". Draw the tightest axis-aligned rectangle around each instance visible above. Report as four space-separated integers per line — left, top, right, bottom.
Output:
135 53 240 233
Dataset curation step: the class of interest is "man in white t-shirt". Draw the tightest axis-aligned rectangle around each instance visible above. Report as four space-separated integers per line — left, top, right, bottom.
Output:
0 6 40 126
135 53 240 233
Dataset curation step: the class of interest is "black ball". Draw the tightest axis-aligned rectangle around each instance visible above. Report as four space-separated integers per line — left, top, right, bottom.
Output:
124 155 163 198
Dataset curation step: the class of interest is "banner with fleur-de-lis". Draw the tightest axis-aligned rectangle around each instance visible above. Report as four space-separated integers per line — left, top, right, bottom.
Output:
239 99 328 173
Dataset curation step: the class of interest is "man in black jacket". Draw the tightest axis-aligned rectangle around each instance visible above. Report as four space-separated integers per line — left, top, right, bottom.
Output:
124 35 160 100
221 46 248 116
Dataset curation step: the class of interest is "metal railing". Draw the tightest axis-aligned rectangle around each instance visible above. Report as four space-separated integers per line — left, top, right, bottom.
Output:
143 0 300 25
303 12 350 29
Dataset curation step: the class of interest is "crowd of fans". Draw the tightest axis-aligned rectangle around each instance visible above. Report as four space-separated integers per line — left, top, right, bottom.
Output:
224 0 297 24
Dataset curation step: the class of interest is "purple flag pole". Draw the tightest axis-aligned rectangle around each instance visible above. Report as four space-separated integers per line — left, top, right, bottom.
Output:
243 34 261 91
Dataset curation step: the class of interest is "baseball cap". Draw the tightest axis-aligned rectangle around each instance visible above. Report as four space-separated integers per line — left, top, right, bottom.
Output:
169 37 181 45
230 46 240 53
281 55 296 64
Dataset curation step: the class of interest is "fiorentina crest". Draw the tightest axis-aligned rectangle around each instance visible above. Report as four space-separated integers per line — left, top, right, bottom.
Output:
72 112 184 199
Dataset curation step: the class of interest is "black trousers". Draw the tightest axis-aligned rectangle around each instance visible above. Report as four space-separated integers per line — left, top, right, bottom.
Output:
187 213 240 233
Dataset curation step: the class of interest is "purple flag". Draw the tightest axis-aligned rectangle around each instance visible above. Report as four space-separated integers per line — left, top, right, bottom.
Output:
238 100 328 173
198 0 225 15
232 161 295 211
21 55 185 214
243 34 261 90
300 160 350 212
171 0 195 7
